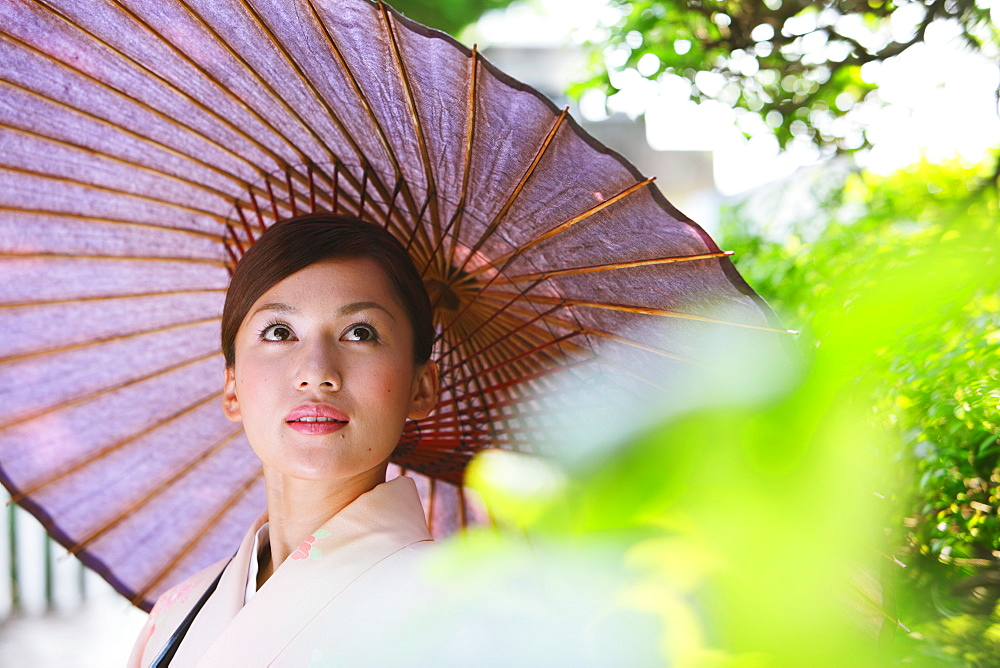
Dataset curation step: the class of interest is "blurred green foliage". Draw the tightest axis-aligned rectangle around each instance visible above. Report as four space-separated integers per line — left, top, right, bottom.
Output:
717 158 1000 663
575 1 999 154
389 0 516 36
444 156 998 665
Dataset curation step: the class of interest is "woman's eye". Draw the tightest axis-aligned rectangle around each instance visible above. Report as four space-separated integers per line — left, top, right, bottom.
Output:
261 324 294 341
343 324 376 342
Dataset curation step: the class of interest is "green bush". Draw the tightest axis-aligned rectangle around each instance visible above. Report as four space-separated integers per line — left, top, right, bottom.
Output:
717 158 1000 662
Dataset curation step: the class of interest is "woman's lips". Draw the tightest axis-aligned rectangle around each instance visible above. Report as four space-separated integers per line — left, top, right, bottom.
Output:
286 419 346 435
286 404 348 435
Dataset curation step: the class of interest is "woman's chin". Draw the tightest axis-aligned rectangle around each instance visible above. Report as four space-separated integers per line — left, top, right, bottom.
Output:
260 456 390 486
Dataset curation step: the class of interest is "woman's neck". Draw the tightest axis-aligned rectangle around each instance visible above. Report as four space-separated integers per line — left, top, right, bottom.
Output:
257 464 388 586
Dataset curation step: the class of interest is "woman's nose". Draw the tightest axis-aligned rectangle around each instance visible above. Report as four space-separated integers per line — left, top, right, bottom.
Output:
296 342 341 390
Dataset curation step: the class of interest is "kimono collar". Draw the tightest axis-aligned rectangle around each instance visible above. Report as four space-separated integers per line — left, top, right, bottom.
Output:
169 475 432 667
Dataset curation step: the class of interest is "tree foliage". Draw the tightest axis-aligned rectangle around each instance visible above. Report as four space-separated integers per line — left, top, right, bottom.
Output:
580 0 999 153
718 157 1000 662
390 0 517 36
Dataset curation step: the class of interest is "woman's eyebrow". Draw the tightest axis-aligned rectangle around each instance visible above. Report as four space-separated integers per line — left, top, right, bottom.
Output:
339 301 395 320
251 302 298 317
250 301 395 320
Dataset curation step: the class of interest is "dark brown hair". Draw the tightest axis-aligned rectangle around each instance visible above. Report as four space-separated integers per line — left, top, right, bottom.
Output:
221 213 434 366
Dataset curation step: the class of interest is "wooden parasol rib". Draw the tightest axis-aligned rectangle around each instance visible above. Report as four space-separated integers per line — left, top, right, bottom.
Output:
0 252 225 266
10 3 283 175
0 206 226 243
466 176 658 279
479 291 797 333
133 467 262 605
442 107 570 292
0 289 226 310
493 251 736 284
302 0 424 239
8 391 225 504
0 165 229 223
70 426 245 554
433 44 480 278
0 316 221 365
0 350 220 433
379 1 442 242
0 81 263 194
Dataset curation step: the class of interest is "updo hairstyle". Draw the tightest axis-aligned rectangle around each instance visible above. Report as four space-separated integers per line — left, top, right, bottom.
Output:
221 213 435 367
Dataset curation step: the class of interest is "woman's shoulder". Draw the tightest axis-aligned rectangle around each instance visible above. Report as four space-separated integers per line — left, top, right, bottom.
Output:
149 556 230 619
128 557 230 667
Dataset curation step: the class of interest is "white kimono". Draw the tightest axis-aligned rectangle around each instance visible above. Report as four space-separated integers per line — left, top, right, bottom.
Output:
128 477 434 667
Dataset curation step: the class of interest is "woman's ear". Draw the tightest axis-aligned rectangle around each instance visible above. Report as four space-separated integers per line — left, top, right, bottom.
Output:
222 366 242 422
407 360 438 420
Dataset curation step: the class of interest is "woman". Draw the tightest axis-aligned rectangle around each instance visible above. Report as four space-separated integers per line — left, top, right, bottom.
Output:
129 212 440 667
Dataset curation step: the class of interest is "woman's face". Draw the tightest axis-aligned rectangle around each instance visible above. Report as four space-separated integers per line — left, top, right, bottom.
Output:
222 257 437 482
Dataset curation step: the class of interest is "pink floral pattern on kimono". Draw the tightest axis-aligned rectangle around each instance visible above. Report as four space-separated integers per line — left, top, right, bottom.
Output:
291 529 332 560
153 573 209 613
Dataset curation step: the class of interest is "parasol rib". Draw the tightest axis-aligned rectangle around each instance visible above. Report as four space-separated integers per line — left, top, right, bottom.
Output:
0 316 221 365
331 163 341 214
480 292 797 334
0 165 228 222
385 177 407 233
494 250 736 284
0 206 224 243
0 289 225 310
285 167 299 218
438 316 587 388
449 330 589 388
458 355 596 404
420 402 580 428
70 426 245 554
5 7 283 175
436 300 562 370
247 186 271 234
447 348 495 445
225 220 248 261
380 2 441 240
598 357 671 392
425 385 574 424
134 468 262 605
166 0 401 234
0 252 226 267
120 0 323 165
435 45 479 277
435 282 555 361
298 0 418 236
0 350 220 433
307 163 318 211
458 487 467 528
581 328 701 365
434 155 644 344
8 391 224 504
438 331 582 395
264 179 281 223
0 204 225 243
357 168 370 217
443 107 569 290
234 204 259 246
439 303 593 380
466 177 656 279
0 82 265 196
457 299 700 364
401 190 436 269
308 0 429 238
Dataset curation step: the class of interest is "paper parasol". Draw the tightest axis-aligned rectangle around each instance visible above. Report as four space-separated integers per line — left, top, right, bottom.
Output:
0 0 790 609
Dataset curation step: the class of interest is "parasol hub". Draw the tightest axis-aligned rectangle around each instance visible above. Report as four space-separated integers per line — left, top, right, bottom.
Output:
425 277 462 312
